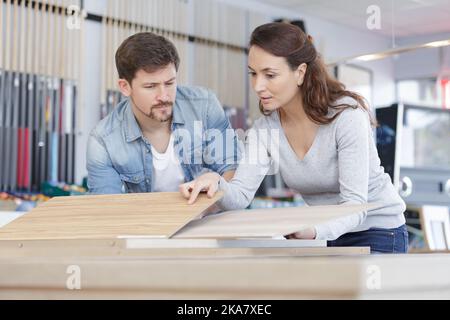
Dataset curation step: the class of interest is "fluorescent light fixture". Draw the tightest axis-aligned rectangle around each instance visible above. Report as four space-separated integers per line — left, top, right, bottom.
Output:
355 53 389 62
328 39 450 66
424 40 450 48
355 54 380 62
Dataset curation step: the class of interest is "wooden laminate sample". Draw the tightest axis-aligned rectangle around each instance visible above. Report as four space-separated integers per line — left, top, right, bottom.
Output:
173 203 381 239
0 192 223 240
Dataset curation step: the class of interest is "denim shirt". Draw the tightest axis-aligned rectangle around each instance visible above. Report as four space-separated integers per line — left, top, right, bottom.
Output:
87 86 240 194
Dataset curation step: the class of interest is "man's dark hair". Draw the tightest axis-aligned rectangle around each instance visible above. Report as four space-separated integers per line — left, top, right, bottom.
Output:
115 32 180 84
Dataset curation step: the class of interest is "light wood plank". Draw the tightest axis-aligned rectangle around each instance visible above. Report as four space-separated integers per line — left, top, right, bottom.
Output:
0 238 368 259
173 203 383 239
1 254 450 299
0 192 223 240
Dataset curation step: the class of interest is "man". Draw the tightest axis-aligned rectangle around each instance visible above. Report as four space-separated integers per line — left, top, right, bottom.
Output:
87 32 239 194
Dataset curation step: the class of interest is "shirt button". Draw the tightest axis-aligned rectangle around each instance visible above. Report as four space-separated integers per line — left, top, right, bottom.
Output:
146 149 151 153
146 179 150 184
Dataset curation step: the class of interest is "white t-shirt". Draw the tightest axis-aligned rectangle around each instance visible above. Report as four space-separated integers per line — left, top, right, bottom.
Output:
151 136 185 192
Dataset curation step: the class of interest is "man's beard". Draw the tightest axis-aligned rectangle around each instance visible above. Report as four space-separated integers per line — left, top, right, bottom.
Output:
145 102 173 122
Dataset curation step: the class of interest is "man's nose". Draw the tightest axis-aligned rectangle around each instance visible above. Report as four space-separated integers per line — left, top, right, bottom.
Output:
156 86 170 102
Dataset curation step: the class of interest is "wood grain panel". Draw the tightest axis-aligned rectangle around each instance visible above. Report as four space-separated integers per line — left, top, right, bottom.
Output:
173 203 382 239
0 192 223 240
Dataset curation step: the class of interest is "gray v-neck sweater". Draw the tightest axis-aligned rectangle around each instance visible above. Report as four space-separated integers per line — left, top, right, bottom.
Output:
218 98 406 241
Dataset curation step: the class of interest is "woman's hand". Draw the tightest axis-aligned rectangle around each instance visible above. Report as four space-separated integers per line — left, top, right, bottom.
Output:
179 172 221 205
285 227 317 240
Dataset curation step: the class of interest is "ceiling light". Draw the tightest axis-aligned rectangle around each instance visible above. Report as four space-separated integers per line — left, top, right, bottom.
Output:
425 40 450 48
328 39 450 65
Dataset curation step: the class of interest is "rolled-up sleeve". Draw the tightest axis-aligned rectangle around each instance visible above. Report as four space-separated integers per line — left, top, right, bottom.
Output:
86 131 123 194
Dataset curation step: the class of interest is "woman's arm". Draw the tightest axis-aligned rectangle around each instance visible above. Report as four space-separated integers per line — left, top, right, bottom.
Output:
217 148 271 211
180 123 273 210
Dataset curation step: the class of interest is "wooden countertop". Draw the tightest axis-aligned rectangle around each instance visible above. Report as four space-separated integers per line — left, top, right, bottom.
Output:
1 252 449 299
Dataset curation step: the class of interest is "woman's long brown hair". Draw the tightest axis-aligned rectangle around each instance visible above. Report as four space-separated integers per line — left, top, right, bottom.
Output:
250 22 376 126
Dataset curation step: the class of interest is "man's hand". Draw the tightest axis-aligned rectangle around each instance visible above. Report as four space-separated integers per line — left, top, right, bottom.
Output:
286 227 317 240
179 172 221 205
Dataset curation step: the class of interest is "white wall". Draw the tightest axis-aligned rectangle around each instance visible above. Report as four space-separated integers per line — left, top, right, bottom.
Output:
394 32 450 80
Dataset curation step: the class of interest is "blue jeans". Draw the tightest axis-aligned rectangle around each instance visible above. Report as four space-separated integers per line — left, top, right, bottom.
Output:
327 224 409 254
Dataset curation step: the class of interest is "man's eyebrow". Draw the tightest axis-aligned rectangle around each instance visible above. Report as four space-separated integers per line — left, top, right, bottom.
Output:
142 77 176 85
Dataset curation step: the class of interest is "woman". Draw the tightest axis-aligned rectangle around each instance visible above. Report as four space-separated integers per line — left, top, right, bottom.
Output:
180 22 408 254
